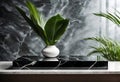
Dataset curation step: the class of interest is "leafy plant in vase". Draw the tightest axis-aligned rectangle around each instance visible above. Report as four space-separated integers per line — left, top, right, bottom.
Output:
16 1 69 57
85 37 120 61
85 10 120 61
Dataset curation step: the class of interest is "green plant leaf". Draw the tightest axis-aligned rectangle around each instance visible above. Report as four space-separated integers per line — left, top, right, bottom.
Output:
44 14 65 45
15 6 48 45
53 19 69 42
26 1 42 26
107 12 120 25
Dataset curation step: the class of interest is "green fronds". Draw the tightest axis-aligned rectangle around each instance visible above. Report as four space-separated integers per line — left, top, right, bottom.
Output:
94 10 120 26
85 37 120 61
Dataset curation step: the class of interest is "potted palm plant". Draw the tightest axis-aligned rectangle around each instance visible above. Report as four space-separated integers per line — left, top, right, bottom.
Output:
15 1 69 57
85 10 120 61
85 37 120 61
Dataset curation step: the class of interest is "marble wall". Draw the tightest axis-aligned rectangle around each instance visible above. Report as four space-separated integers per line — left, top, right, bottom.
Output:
0 0 118 61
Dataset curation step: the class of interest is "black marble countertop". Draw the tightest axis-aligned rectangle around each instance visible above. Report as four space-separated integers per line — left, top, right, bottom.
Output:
8 56 108 70
0 61 120 74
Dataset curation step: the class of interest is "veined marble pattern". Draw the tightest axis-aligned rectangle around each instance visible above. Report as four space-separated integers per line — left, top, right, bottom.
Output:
0 0 119 61
9 56 108 70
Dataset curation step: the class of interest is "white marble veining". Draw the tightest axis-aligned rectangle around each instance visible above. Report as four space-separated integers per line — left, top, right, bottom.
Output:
0 61 120 74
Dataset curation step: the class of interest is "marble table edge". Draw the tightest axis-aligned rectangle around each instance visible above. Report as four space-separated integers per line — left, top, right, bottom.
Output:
0 61 120 74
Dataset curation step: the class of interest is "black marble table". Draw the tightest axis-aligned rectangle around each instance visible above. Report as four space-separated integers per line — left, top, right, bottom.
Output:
9 56 108 70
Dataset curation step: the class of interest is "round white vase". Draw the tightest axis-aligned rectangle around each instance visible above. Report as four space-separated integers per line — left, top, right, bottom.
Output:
42 45 60 58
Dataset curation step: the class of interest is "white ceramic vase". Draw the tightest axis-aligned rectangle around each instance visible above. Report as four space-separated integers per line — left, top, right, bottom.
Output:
42 45 60 58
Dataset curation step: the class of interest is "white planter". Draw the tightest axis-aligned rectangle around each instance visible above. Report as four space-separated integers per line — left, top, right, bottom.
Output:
109 62 120 71
42 45 60 58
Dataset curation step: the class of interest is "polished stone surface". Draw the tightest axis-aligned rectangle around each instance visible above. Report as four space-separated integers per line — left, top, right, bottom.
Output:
8 56 108 70
1 62 120 74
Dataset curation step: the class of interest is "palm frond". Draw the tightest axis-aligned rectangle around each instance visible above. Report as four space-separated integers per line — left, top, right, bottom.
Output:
94 11 120 26
85 37 120 61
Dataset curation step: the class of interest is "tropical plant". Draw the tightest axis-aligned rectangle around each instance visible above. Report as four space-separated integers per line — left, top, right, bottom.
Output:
90 10 120 61
15 1 69 46
94 10 120 26
85 37 120 61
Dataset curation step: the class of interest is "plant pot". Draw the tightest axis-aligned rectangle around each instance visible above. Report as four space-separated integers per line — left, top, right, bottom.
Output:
42 45 60 58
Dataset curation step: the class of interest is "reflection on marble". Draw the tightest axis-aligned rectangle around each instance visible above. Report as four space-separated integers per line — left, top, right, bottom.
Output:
43 58 59 61
0 0 100 61
8 56 108 70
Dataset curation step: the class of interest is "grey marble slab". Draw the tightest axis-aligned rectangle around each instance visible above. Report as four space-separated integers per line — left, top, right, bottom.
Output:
0 0 101 61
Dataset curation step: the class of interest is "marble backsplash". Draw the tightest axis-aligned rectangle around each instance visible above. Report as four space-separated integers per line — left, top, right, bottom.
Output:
0 0 100 61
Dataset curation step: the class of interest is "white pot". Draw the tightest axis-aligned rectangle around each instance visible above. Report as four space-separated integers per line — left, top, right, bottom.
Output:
42 45 60 58
109 62 120 71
